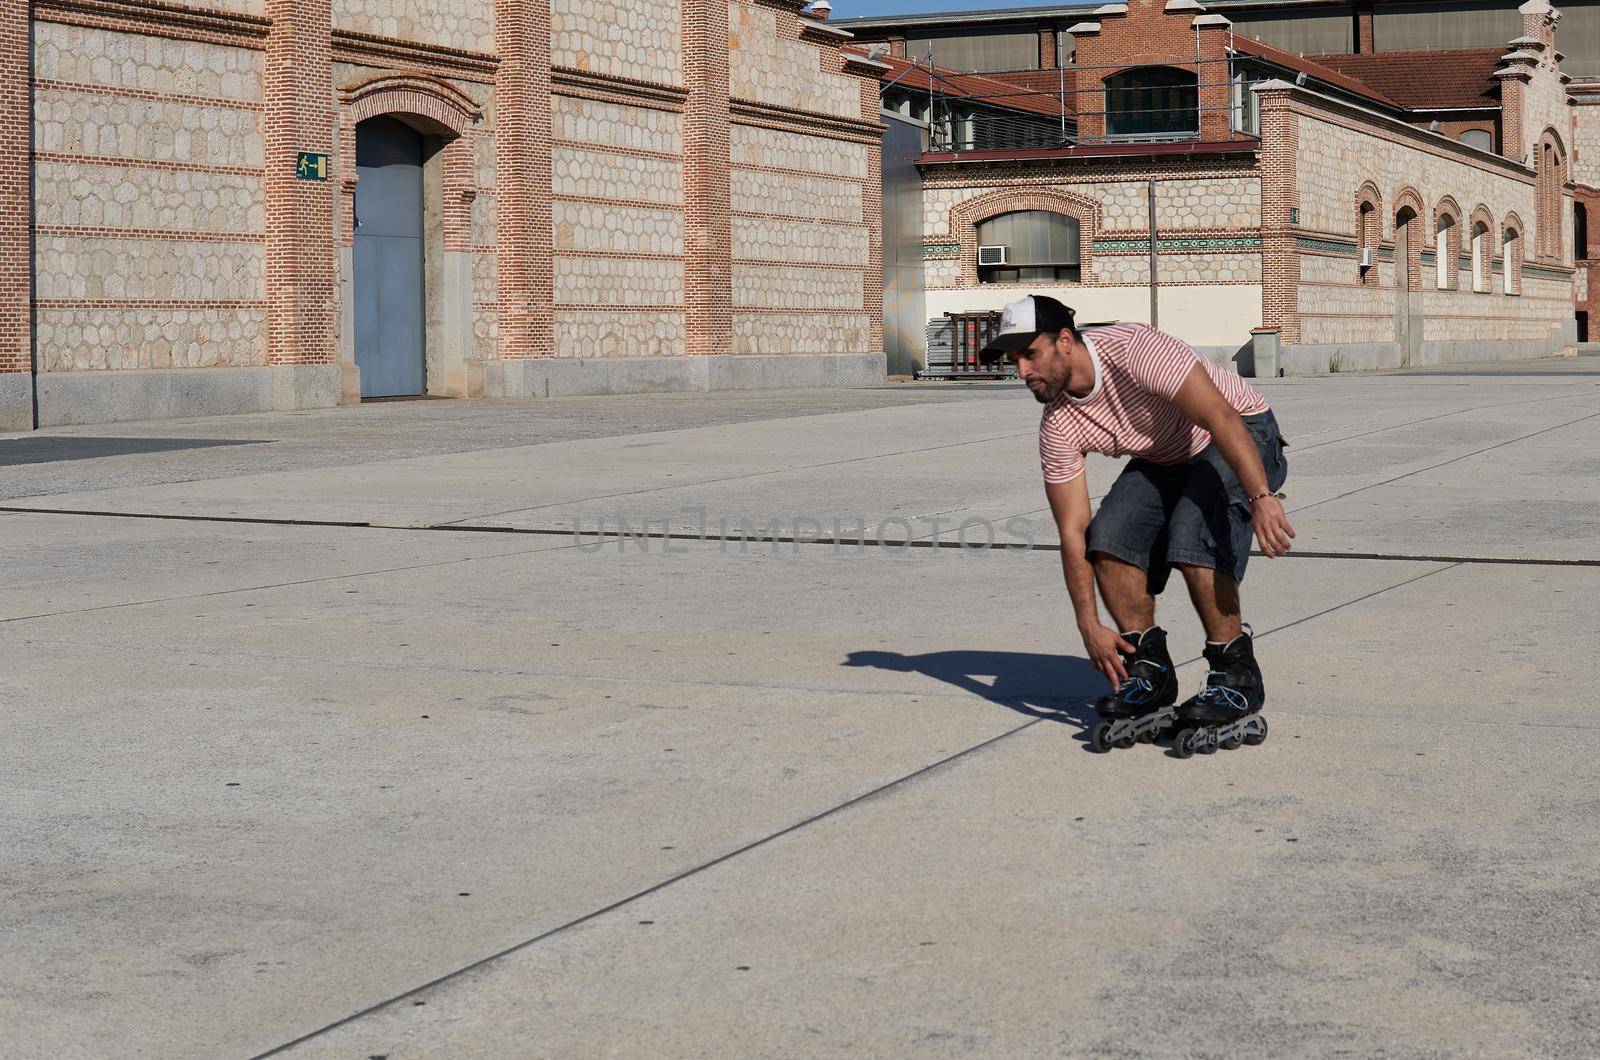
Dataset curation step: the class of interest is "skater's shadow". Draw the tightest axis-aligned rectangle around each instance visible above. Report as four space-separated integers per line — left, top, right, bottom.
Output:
840 650 1108 742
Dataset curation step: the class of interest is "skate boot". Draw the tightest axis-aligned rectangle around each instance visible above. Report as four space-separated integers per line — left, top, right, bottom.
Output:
1172 628 1269 758
1089 627 1180 752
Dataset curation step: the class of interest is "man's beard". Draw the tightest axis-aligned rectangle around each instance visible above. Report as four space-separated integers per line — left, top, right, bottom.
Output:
1029 378 1062 404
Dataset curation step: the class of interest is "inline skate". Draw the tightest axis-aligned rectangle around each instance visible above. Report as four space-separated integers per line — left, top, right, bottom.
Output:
1172 629 1269 758
1089 627 1180 752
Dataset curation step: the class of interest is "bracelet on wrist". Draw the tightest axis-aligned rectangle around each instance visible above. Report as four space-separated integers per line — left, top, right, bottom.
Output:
1248 489 1278 503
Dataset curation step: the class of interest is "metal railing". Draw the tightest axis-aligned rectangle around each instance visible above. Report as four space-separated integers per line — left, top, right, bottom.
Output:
882 48 1269 153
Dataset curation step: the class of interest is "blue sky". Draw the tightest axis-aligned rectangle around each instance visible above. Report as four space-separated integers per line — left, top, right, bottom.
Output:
831 0 1067 19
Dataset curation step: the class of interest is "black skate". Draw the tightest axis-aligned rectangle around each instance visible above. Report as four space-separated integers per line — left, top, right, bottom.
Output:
1172 628 1269 758
1089 627 1180 752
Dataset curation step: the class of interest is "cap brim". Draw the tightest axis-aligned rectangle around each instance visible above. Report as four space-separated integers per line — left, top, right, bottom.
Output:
978 331 1038 363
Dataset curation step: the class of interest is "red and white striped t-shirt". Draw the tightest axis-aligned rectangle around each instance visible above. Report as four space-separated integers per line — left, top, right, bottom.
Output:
1039 323 1269 484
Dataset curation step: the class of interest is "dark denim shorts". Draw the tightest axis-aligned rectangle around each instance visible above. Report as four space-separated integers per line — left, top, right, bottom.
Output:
1086 410 1289 594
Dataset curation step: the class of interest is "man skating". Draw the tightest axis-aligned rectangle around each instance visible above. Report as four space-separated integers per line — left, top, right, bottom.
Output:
979 296 1295 755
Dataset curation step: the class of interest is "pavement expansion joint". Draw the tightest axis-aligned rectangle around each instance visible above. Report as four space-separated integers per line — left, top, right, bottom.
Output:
244 560 1462 1057
1286 407 1600 515
3 505 1594 567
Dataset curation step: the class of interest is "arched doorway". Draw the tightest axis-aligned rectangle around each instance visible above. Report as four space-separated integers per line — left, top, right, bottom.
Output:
354 115 426 398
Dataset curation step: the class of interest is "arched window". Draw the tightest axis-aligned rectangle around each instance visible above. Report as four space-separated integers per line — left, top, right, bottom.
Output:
1458 129 1494 152
1577 202 1590 261
1435 210 1460 290
1536 132 1566 260
1104 67 1199 138
976 211 1082 283
1470 218 1491 293
1356 190 1381 287
1396 205 1418 292
1503 225 1522 295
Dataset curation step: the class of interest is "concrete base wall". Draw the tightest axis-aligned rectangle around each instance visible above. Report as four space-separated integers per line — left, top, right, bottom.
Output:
1283 336 1574 377
484 353 886 399
0 372 34 432
35 365 341 428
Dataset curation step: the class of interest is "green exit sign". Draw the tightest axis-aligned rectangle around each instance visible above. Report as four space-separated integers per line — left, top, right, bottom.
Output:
296 152 330 181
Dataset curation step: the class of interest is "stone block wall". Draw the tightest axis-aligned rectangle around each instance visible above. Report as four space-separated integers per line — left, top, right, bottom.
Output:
333 0 494 54
31 20 268 377
552 0 681 87
5 0 884 424
548 92 686 357
728 2 857 120
916 161 1264 350
1291 99 1570 361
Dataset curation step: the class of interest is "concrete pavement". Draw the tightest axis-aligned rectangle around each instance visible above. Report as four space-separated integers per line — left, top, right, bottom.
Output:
3 359 1598 1057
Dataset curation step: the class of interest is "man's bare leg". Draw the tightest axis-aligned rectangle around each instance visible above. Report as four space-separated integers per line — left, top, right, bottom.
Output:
1177 564 1243 643
1091 553 1156 633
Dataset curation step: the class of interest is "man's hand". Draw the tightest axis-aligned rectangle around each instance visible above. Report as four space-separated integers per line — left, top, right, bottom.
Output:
1081 622 1136 687
1252 494 1296 557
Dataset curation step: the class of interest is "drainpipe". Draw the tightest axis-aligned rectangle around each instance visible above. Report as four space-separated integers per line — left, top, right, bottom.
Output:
1148 178 1160 331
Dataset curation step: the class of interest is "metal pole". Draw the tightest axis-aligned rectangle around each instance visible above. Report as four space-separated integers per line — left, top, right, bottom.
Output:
1147 178 1160 331
1058 62 1066 142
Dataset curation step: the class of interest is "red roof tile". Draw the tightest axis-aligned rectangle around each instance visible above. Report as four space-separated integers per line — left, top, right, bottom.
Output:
864 51 1068 119
1230 35 1404 109
1306 49 1504 110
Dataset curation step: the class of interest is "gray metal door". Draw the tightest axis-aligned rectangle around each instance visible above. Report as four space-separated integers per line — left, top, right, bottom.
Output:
355 116 425 398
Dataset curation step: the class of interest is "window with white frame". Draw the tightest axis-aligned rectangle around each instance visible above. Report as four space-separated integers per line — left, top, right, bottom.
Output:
976 211 1082 283
1503 226 1522 294
1470 220 1491 292
1435 212 1459 290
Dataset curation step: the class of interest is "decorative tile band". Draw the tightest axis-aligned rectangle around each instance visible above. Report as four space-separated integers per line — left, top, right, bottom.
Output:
1294 237 1393 262
922 243 960 259
1524 263 1576 280
1092 236 1262 253
1294 236 1355 256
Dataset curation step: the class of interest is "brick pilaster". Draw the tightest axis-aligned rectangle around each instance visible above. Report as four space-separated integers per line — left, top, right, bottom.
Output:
494 0 554 359
1194 19 1232 142
682 0 732 358
1038 25 1057 69
0 0 31 406
264 0 336 367
1354 1 1374 53
1257 86 1301 343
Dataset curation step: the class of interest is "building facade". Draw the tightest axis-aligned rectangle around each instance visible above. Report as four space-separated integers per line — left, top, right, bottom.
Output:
862 0 1591 374
0 0 888 429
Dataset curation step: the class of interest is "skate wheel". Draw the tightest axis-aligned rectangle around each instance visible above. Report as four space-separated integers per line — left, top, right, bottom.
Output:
1090 721 1115 754
1173 728 1196 759
1244 715 1268 746
1137 729 1156 744
1223 731 1244 751
1114 731 1137 750
1197 735 1218 755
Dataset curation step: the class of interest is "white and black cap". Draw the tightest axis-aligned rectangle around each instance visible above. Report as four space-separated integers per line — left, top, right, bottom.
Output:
978 294 1076 363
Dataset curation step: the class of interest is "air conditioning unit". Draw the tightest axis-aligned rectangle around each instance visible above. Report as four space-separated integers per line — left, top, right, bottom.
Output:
978 245 1009 266
1359 247 1375 268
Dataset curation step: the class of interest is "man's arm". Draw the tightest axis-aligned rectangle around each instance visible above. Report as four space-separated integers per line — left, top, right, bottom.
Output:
1171 363 1296 558
1046 475 1135 686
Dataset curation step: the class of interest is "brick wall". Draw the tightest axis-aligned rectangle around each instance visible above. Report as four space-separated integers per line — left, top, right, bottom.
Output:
1 0 31 388
264 0 335 369
1291 89 1570 352
8 0 882 422
1069 0 1240 144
